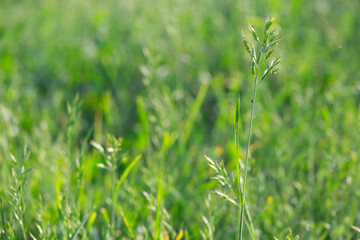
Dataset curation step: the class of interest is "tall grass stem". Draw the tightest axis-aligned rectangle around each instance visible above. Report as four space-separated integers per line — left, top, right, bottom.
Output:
239 73 257 240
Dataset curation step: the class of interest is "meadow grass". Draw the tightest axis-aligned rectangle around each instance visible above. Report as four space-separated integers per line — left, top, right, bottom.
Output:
206 17 288 240
0 0 360 239
240 17 282 240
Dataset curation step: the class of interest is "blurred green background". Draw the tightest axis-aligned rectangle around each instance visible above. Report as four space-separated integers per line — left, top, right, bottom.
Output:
0 0 359 239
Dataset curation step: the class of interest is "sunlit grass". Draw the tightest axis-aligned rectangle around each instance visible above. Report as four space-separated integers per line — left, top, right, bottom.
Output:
0 0 360 239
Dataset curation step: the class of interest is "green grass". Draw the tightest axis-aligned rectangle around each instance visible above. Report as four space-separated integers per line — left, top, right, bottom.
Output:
0 0 360 239
206 18 282 240
239 18 281 240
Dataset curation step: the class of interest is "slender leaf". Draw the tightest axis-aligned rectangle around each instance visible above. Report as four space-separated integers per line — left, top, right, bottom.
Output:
112 155 142 201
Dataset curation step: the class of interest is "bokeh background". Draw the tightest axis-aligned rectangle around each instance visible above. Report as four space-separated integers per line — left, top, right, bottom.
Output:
0 0 359 239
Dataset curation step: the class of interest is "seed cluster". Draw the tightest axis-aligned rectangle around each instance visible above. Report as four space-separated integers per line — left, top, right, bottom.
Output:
242 17 281 89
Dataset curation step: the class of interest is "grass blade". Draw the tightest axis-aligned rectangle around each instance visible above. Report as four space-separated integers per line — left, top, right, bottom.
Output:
0 189 7 239
86 211 97 230
352 225 360 233
175 230 184 240
235 95 243 239
69 211 92 240
182 77 210 145
136 96 150 151
112 155 142 201
155 180 164 240
117 204 136 238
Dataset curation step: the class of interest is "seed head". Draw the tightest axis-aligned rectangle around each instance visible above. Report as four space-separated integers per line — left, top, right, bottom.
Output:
248 25 260 42
266 49 274 59
242 32 251 55
251 62 255 75
264 17 276 35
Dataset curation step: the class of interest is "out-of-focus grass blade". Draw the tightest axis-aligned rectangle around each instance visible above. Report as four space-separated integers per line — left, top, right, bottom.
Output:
101 208 110 226
112 155 141 201
136 96 150 151
86 211 97 230
175 230 184 240
69 211 92 240
155 180 164 240
90 140 105 154
29 232 37 240
185 230 189 240
182 77 210 145
352 225 360 233
0 189 7 239
245 203 256 240
81 126 94 156
117 204 135 238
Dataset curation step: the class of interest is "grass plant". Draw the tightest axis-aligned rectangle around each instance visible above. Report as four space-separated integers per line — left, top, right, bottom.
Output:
239 17 281 240
8 147 31 240
206 17 283 240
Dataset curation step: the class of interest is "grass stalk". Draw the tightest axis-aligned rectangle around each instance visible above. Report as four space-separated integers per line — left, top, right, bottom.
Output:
239 17 281 239
235 95 242 235
235 96 256 240
239 72 257 240
112 167 116 239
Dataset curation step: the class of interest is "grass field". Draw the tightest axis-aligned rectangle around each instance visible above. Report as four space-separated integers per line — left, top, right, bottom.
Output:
0 0 360 239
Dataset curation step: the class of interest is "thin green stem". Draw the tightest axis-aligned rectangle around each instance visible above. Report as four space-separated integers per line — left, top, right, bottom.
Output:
112 168 116 239
20 222 27 240
239 72 257 240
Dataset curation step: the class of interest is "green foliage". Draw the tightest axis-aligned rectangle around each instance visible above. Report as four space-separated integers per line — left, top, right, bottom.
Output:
274 228 300 240
0 0 360 239
8 147 31 240
285 229 300 240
